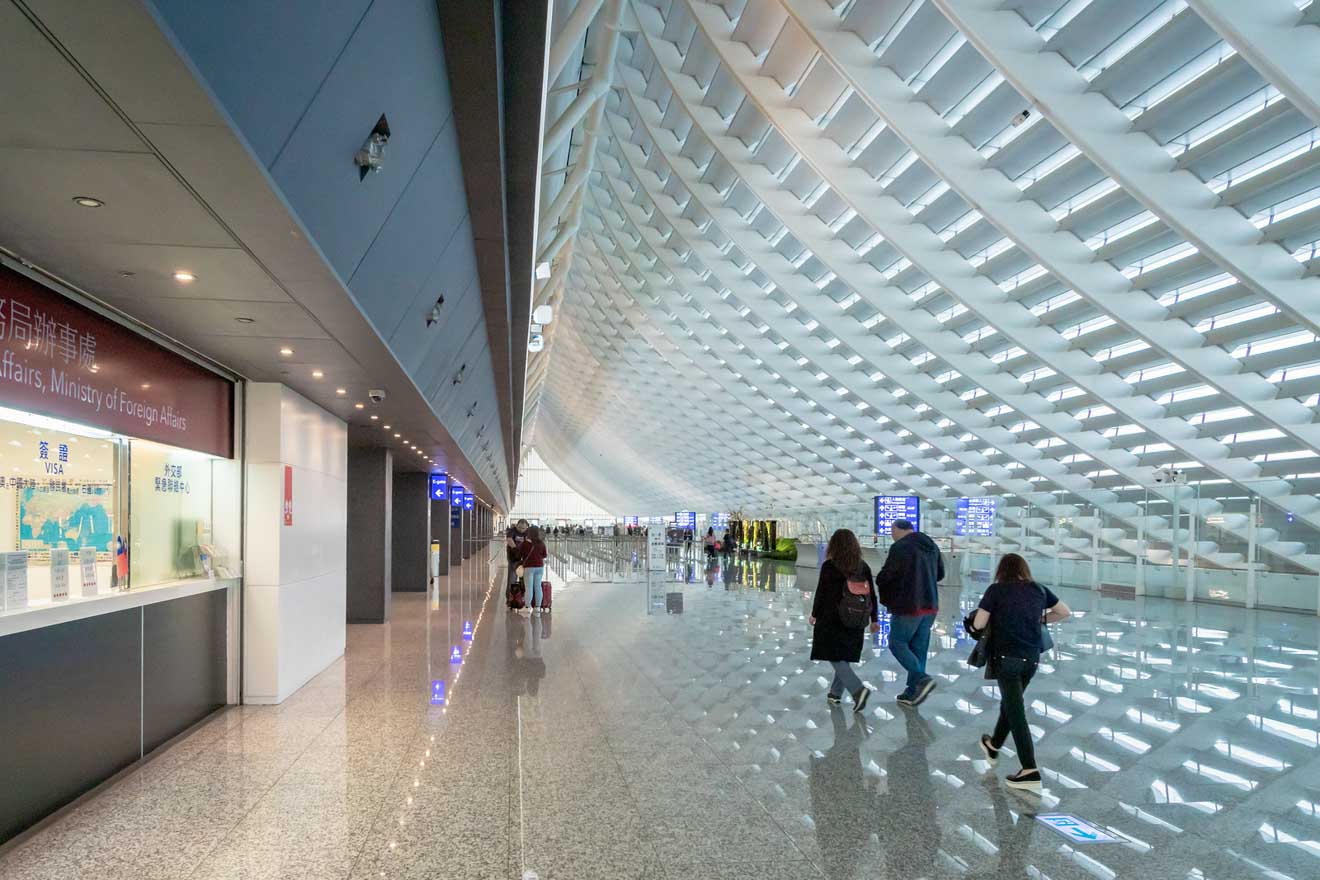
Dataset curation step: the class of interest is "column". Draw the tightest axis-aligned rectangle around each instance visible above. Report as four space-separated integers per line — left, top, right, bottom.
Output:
346 447 392 623
242 383 348 704
391 472 430 592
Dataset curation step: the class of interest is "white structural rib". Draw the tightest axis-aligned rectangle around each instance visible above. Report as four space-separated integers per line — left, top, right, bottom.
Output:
628 2 1317 569
1186 0 1320 130
770 0 1320 467
931 0 1320 340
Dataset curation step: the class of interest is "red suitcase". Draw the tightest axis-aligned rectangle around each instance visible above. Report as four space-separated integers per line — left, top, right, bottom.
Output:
540 580 552 610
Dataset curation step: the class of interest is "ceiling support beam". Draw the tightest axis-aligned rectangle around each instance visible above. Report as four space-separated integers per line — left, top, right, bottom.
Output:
1186 0 1320 131
548 0 607 86
931 0 1320 340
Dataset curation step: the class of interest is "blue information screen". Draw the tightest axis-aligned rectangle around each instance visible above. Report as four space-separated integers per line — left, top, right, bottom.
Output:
956 497 997 536
674 510 696 529
429 473 448 501
875 496 920 533
710 513 728 528
624 516 638 526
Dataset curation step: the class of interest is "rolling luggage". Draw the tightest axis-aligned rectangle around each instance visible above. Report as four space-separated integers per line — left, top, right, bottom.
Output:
540 580 552 610
507 581 526 610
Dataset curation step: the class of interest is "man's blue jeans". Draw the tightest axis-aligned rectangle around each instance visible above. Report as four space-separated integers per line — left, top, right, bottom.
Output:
889 613 935 696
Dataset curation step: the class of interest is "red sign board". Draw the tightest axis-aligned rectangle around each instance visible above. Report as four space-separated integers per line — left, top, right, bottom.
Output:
283 465 293 526
0 265 233 457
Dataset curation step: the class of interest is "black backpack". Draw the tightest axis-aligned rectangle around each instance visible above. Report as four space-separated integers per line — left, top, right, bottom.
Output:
837 574 873 629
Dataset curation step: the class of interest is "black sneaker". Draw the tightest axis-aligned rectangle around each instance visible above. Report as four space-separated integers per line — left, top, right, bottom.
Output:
912 676 937 706
979 734 1000 766
853 687 872 714
827 693 842 706
896 693 916 708
1006 768 1042 791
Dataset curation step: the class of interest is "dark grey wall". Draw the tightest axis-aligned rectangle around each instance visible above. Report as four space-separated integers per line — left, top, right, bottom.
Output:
450 503 463 568
0 590 228 844
461 508 473 559
391 472 430 592
347 447 393 622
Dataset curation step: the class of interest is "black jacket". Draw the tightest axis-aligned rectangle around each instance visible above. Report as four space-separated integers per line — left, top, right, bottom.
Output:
811 559 878 663
875 532 944 615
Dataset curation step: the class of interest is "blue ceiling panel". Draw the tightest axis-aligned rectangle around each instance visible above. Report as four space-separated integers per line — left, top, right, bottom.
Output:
349 117 469 340
266 0 453 282
388 219 481 381
148 0 372 167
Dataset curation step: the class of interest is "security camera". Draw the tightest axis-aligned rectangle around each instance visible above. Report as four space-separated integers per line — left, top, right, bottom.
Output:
368 389 386 403
1010 109 1031 127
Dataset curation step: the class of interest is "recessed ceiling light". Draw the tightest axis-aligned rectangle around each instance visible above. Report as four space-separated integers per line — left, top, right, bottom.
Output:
354 403 365 410
172 271 196 283
394 433 401 438
89 365 99 373
383 424 391 430
118 270 135 278
73 196 104 208
279 347 294 356
140 383 151 390
235 316 256 324
312 370 323 379
370 415 378 421
335 388 347 396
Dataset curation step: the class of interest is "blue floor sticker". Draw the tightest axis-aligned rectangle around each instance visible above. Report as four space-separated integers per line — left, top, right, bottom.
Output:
1036 814 1120 844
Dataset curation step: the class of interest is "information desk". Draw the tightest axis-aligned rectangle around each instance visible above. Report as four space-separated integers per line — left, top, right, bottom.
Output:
0 577 233 844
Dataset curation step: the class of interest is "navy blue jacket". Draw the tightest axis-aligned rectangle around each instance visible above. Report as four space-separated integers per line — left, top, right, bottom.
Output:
876 532 944 615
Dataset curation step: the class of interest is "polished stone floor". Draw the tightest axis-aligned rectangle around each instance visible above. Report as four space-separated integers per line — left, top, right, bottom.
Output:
3 541 1320 879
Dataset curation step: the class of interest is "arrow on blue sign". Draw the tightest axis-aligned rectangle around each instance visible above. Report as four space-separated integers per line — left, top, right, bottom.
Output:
462 621 473 641
429 680 446 706
450 646 463 664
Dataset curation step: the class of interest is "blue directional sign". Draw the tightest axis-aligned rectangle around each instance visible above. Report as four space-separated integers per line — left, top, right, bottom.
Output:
462 620 473 641
450 646 463 664
1036 814 1118 844
674 510 696 529
450 485 465 508
624 516 639 527
429 473 448 501
956 497 997 537
874 496 920 533
710 512 729 528
462 493 474 511
450 510 461 528
429 680 446 706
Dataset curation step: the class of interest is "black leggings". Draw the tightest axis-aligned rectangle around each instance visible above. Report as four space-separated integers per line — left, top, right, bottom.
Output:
991 655 1038 769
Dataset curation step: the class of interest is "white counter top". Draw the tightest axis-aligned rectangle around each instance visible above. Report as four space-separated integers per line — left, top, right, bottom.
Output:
0 577 237 638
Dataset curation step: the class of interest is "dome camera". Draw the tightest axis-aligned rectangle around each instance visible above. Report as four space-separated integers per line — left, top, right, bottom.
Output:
368 389 386 403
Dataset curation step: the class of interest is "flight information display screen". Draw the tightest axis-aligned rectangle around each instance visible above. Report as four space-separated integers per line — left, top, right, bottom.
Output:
955 497 997 536
874 496 920 533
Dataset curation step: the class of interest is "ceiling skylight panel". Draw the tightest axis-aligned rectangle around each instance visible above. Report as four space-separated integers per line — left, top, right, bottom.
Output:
1233 331 1319 360
1165 87 1286 159
1120 41 1238 121
1207 129 1320 195
1195 302 1278 334
1067 1 1186 81
1250 186 1320 230
1123 242 1200 278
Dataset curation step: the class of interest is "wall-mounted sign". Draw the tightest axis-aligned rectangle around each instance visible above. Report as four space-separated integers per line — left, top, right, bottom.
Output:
875 496 920 533
462 620 473 641
283 465 293 526
450 510 461 528
955 497 997 537
430 473 448 501
462 493 474 511
429 680 446 706
450 485 465 508
450 646 463 664
0 265 233 457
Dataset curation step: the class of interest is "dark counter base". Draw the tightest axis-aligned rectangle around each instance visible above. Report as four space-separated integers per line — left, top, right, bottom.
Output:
0 589 226 844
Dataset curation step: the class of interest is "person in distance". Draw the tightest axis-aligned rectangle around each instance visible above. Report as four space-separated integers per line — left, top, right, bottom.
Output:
809 529 881 713
874 519 944 707
966 553 1071 791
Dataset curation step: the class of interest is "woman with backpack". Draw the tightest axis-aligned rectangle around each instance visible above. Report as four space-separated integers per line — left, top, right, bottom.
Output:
966 553 1071 791
809 529 880 712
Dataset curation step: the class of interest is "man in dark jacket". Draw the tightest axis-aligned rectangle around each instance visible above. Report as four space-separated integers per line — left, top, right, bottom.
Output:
875 519 945 707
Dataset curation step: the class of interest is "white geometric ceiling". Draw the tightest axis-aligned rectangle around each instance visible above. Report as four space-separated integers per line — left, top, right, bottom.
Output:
525 0 1320 572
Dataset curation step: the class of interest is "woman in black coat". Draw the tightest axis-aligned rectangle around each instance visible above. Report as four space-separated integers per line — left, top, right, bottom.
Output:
809 529 880 712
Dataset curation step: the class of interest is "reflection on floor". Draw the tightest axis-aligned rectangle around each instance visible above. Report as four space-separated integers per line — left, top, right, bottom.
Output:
3 542 1320 879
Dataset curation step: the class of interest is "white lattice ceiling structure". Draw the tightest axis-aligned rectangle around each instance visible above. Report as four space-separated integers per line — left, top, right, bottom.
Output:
525 0 1320 572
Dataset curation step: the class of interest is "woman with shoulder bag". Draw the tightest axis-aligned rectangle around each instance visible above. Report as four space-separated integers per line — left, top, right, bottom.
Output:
966 554 1070 791
519 527 549 615
809 529 881 713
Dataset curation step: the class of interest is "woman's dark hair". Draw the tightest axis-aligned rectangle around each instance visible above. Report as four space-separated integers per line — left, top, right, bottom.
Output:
707 527 714 536
527 526 544 545
827 528 862 575
994 553 1032 583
